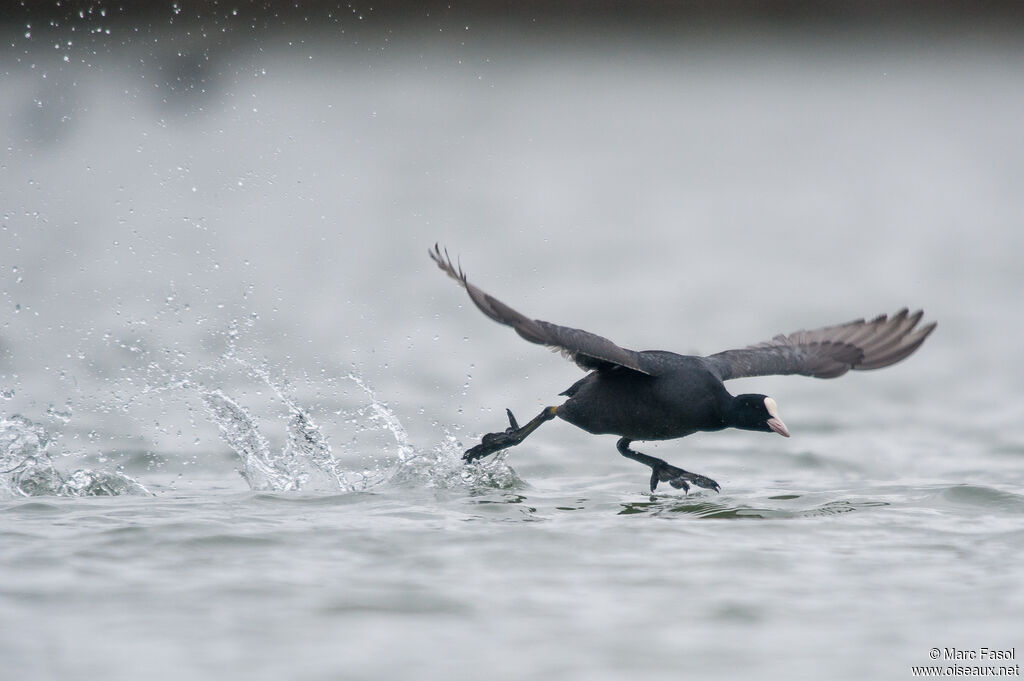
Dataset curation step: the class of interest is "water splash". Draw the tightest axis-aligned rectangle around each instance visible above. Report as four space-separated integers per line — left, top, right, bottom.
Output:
336 374 523 490
389 428 524 491
73 310 523 496
346 373 415 464
197 365 523 494
0 415 150 499
199 390 298 491
243 363 375 490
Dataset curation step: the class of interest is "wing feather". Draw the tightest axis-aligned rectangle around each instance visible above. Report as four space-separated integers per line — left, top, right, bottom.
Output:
705 309 936 380
430 244 648 374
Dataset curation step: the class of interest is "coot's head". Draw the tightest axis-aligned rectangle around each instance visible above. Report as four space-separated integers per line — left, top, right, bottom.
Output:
731 395 790 437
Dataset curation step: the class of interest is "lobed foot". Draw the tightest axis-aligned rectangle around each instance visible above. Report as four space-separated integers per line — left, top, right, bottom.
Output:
463 406 558 463
463 409 522 462
649 462 720 494
616 437 721 494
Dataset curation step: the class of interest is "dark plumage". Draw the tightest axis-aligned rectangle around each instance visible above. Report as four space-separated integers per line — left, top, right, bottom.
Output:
430 244 936 493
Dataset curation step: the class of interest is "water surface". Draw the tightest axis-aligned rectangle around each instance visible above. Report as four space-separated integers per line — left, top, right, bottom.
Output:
2 23 1023 681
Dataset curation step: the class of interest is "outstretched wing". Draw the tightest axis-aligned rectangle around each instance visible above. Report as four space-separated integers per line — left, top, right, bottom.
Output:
704 309 936 380
430 244 648 374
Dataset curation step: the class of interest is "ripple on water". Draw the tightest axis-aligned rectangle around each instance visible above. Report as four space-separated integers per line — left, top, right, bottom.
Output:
618 493 890 520
0 500 65 514
931 484 1024 514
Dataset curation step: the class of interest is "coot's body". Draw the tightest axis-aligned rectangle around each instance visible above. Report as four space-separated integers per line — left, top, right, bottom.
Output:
558 354 728 441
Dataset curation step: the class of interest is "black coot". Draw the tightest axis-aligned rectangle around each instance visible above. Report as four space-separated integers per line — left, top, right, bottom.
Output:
430 245 936 493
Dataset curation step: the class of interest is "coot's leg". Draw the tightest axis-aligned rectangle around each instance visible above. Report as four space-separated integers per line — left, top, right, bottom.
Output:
463 406 558 462
616 438 721 493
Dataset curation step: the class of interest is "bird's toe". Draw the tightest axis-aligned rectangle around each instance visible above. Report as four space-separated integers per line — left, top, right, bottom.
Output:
504 408 520 430
463 426 525 463
650 464 691 493
462 443 489 462
688 473 721 493
668 477 691 492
